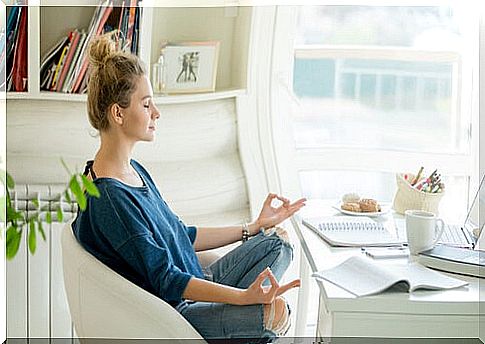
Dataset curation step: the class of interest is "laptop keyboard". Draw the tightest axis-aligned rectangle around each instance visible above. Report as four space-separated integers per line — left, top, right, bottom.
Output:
439 224 470 246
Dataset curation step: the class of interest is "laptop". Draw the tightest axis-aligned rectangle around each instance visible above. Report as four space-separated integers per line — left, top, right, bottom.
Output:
418 176 485 277
439 174 485 248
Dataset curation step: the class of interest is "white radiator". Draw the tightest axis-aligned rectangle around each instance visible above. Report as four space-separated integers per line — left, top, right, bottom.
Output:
7 184 78 339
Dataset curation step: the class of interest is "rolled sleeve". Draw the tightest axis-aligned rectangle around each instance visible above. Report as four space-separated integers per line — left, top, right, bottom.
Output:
186 225 197 245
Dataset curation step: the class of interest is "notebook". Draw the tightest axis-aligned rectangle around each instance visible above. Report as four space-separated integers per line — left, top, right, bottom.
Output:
312 255 468 297
440 174 485 248
302 216 404 247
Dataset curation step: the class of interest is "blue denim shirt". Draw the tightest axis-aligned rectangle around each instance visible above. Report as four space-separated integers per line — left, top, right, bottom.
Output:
72 159 204 307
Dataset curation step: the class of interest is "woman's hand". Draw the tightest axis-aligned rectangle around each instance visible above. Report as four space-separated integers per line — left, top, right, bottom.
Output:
254 193 306 233
242 267 300 305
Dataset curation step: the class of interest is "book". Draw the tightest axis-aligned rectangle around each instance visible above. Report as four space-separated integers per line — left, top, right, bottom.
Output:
303 216 405 247
56 30 81 92
131 5 140 54
62 31 87 93
418 245 485 278
51 45 69 90
312 255 468 297
40 36 69 80
125 0 137 52
6 6 23 91
11 7 28 92
72 2 113 93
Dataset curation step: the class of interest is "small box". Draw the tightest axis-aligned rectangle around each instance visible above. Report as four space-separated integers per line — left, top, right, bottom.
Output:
392 173 444 215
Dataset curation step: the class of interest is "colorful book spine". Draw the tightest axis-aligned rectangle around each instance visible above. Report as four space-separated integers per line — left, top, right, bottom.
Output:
6 7 23 91
51 45 69 91
69 1 107 93
125 0 137 52
117 0 125 50
56 30 80 92
72 4 113 93
11 7 28 92
63 31 87 93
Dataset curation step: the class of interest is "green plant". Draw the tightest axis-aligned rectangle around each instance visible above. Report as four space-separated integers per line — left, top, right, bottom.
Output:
1 159 100 260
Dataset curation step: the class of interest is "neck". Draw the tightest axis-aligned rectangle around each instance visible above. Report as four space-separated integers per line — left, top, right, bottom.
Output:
95 130 136 173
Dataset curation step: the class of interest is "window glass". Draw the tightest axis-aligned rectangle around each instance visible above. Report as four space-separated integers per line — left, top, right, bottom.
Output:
292 6 472 154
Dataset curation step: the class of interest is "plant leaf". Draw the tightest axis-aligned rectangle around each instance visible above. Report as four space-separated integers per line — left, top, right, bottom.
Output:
64 190 72 203
69 176 86 210
57 207 64 222
7 207 23 222
46 211 52 224
6 172 15 189
28 219 36 255
38 221 46 241
32 199 39 208
81 174 100 198
6 226 22 260
6 225 17 245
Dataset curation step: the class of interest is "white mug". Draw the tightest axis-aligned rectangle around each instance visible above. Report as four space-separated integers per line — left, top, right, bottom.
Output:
405 210 445 255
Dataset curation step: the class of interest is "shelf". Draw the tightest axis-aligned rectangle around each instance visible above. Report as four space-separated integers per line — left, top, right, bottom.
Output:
153 88 246 104
6 5 251 105
6 88 247 104
7 91 87 102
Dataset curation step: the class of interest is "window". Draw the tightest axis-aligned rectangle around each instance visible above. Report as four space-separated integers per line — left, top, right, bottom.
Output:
275 5 479 222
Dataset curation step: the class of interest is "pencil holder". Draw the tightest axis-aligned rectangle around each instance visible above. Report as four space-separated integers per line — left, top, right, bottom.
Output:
392 173 444 215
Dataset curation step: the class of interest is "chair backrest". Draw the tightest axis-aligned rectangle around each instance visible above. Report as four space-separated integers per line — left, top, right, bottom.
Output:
61 222 205 341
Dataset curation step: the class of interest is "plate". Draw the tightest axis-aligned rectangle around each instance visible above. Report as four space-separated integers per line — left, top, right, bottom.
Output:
333 202 391 217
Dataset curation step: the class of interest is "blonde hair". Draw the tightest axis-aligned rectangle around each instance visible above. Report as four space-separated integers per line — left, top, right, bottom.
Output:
87 32 146 131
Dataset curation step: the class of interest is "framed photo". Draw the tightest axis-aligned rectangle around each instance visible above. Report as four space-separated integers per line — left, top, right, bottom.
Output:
161 41 220 94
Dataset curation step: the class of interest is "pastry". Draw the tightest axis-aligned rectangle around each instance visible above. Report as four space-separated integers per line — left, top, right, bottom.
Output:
342 193 360 203
359 199 381 212
341 202 361 212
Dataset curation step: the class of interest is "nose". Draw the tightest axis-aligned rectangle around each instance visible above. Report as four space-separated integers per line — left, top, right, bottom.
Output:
152 104 161 120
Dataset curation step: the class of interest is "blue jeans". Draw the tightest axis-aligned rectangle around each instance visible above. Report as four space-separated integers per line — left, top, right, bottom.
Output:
176 230 294 342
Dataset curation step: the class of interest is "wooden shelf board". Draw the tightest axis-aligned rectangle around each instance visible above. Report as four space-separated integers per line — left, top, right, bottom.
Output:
7 88 247 104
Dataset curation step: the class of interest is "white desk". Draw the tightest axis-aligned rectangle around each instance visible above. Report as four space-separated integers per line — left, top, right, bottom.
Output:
293 200 484 340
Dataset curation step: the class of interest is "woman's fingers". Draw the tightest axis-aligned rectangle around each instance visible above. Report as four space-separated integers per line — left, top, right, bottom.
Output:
264 193 277 207
265 269 279 299
276 279 301 296
267 269 279 288
256 267 271 285
275 195 290 207
288 199 307 213
290 198 307 208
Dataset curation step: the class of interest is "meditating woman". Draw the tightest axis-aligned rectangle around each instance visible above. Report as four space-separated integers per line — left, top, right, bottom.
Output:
72 32 306 341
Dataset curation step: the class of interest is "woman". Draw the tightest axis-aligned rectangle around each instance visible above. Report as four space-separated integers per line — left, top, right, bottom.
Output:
72 33 306 341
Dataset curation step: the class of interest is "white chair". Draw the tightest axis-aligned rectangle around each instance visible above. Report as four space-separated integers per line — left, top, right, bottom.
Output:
61 222 208 342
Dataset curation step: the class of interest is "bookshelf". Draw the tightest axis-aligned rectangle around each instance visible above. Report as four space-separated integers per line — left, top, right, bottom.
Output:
6 3 252 103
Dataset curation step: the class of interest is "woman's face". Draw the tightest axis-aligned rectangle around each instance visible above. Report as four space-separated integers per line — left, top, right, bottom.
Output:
120 75 161 142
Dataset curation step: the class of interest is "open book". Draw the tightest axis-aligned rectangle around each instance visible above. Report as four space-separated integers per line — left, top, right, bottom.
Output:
312 255 468 297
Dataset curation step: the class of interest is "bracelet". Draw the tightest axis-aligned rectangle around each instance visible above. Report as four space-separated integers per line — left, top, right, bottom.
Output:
242 222 250 242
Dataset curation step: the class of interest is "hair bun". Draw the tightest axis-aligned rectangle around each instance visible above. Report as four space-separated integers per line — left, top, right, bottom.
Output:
88 34 117 69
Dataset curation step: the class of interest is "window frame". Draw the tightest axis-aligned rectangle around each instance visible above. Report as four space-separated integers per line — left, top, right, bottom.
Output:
269 5 480 205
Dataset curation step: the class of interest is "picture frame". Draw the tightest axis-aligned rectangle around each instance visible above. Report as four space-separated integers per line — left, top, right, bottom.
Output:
161 41 220 94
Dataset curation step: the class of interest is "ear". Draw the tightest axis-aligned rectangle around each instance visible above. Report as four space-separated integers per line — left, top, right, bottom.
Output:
109 103 124 126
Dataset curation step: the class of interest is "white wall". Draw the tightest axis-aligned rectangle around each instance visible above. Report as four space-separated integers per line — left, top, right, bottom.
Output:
5 96 255 338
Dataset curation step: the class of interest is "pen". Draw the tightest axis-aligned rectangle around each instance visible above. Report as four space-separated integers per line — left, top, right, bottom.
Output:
411 166 424 186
